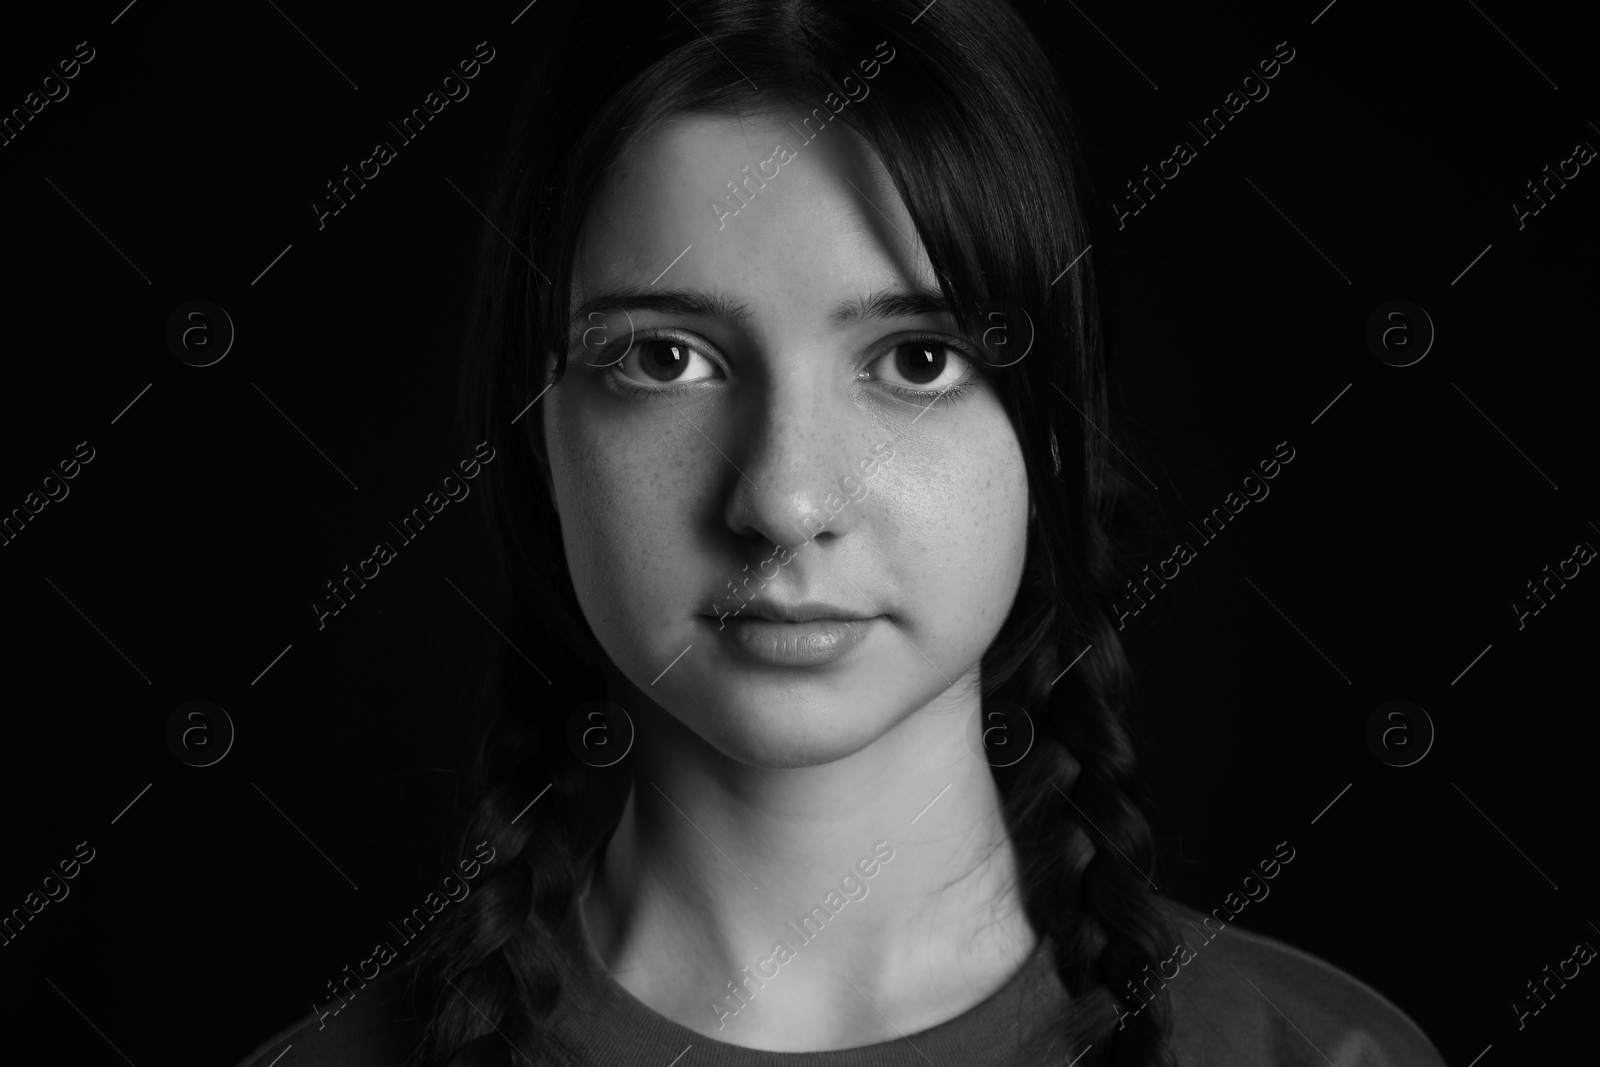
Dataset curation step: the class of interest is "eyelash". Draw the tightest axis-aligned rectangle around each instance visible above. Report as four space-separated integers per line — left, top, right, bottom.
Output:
585 332 705 402
873 332 988 408
888 372 981 409
596 331 987 406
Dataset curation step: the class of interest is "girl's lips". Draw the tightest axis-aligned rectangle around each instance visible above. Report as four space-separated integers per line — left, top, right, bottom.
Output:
709 616 876 667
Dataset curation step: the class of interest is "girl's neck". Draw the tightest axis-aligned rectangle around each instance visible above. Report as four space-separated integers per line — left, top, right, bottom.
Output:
577 668 1040 1049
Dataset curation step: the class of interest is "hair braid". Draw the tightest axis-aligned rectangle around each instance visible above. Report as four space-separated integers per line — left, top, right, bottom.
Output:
984 325 1177 1064
407 645 614 1067
992 598 1177 1065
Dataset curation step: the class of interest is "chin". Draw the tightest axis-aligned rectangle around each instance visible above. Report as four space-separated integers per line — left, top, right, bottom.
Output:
690 691 905 770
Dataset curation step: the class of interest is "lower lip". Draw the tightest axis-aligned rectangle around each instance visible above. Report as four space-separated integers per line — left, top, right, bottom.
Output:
708 616 876 667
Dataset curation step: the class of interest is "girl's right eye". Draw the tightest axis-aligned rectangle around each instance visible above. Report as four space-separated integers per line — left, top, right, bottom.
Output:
613 336 723 388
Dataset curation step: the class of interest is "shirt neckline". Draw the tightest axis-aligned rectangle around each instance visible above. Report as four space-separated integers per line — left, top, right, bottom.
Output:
552 901 1070 1065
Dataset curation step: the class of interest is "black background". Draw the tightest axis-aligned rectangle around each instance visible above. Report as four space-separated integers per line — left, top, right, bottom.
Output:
1 1 1594 1063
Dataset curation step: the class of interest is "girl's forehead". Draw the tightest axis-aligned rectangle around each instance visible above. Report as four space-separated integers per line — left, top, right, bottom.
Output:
572 111 937 326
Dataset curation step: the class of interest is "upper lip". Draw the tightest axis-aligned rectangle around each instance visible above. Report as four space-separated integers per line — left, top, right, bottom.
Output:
714 598 874 623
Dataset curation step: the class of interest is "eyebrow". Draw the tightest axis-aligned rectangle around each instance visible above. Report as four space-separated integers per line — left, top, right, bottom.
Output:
568 286 954 330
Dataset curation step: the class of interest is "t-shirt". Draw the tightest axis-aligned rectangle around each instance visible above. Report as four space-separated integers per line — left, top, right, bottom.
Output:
234 899 1446 1066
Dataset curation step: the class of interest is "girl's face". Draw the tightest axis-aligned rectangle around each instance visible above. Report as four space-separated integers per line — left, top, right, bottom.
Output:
543 109 1031 768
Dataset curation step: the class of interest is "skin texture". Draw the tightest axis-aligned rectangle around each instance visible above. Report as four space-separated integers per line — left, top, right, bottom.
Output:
542 109 1037 1049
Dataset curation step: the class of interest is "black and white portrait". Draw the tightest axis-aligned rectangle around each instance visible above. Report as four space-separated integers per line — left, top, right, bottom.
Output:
2 2 1595 1065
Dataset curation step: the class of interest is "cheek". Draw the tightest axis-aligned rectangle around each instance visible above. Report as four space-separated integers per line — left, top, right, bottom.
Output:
546 400 709 662
883 402 1029 640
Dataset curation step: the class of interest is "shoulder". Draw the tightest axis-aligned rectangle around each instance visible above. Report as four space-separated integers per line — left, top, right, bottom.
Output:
233 966 421 1067
1156 901 1446 1067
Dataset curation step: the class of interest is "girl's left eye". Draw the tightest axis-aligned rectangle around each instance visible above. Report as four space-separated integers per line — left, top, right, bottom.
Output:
615 337 722 387
866 339 973 393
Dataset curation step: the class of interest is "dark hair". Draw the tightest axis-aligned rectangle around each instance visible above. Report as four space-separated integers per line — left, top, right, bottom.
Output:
409 1 1176 1064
